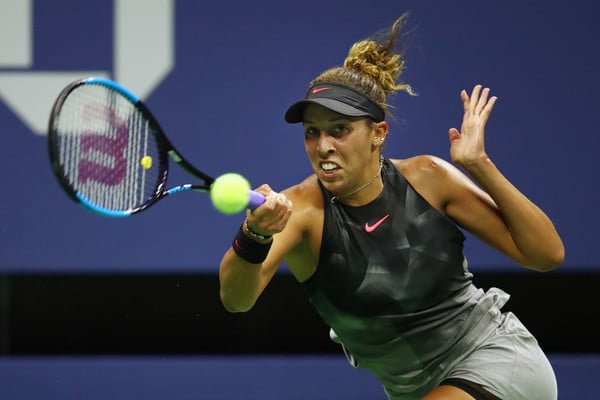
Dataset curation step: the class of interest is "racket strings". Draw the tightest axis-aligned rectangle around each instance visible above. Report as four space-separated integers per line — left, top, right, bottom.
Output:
54 85 161 212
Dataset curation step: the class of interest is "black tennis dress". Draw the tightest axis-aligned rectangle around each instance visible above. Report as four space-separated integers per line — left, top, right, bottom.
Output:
301 158 557 400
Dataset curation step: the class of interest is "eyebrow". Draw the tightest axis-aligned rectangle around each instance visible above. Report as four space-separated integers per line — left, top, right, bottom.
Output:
303 117 353 124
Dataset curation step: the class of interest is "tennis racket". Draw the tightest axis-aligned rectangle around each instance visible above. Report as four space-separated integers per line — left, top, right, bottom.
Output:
48 77 265 217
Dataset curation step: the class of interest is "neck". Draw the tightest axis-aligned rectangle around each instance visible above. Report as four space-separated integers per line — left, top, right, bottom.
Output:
331 157 384 205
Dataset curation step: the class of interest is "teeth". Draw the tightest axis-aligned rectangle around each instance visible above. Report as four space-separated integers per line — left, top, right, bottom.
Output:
321 162 337 171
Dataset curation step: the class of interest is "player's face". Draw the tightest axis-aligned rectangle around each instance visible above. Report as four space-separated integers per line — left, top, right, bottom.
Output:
302 104 378 197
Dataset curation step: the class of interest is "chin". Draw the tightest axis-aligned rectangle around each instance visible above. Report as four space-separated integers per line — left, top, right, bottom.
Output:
319 179 343 196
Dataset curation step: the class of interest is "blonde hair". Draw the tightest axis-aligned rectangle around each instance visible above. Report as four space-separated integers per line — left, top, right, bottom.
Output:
310 13 415 118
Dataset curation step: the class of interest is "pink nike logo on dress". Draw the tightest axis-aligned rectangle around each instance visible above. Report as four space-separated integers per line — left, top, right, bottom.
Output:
365 214 390 233
312 87 332 94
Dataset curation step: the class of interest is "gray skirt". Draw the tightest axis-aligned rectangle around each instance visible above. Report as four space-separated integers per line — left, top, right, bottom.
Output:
442 310 557 400
334 287 557 400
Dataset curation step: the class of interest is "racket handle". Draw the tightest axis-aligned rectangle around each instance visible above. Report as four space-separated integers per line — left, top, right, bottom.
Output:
248 190 266 210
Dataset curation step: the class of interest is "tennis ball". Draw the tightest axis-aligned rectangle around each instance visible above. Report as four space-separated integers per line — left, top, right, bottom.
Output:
210 173 251 214
140 155 152 169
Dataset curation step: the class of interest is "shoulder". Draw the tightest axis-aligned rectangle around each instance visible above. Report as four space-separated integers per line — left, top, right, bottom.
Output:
392 155 454 178
389 155 472 212
391 155 459 192
284 174 322 206
282 174 324 226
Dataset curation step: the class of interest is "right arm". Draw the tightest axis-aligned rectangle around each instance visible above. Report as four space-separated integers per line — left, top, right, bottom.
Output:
218 185 296 312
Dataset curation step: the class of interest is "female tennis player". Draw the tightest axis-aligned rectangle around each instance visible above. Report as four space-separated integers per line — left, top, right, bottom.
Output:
219 13 564 400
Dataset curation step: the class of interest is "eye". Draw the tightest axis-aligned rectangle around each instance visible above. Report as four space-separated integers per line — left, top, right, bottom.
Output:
304 126 319 138
329 123 350 137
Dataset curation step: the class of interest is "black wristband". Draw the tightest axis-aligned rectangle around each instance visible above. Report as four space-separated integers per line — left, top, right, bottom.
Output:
232 225 272 264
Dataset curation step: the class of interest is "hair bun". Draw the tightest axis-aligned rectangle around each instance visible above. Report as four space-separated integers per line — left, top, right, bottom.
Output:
344 40 402 95
307 13 415 119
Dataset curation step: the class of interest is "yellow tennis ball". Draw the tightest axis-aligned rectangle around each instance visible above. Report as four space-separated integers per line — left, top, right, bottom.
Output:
210 173 251 214
140 155 152 169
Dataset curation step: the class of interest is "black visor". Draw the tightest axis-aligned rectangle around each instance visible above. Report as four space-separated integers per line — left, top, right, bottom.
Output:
285 83 385 124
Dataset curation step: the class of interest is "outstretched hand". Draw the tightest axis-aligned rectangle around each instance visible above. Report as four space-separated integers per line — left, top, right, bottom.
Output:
448 85 497 168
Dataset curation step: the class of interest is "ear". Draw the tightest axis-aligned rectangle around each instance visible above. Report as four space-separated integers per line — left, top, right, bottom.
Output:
372 121 389 146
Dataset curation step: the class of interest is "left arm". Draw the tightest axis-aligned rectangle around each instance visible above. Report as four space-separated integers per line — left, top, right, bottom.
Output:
445 85 564 271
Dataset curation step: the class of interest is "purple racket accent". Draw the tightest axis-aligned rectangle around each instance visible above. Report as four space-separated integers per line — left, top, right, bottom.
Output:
248 190 266 210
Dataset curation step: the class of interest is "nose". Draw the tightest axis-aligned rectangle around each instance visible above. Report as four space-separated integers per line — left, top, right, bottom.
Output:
316 131 334 156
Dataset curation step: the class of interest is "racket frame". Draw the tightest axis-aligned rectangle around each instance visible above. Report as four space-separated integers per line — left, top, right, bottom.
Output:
48 77 217 217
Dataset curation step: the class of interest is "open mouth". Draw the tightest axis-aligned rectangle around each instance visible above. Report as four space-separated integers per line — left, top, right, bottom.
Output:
320 162 339 172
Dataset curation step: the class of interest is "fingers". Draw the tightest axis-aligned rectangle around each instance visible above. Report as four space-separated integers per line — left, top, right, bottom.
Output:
264 191 293 219
451 85 496 166
482 94 498 118
471 85 483 111
475 87 488 113
253 183 273 196
463 84 497 116
246 187 293 234
460 90 469 112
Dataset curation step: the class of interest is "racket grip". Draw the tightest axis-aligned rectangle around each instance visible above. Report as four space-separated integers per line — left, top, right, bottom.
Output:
248 190 266 210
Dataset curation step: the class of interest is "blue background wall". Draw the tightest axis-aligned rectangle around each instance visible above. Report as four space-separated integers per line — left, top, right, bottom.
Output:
1 355 598 400
1 0 598 273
